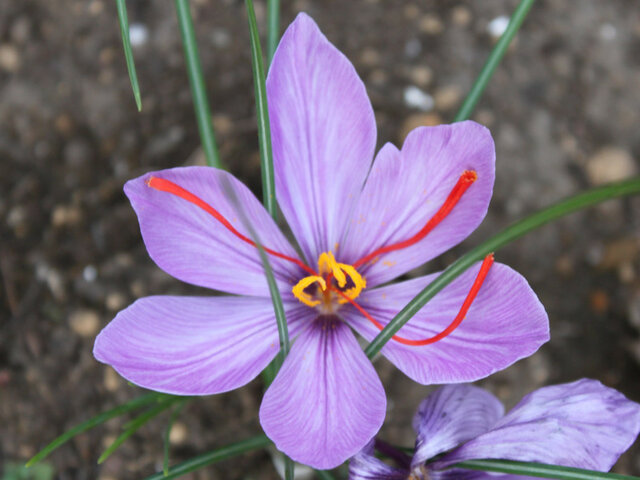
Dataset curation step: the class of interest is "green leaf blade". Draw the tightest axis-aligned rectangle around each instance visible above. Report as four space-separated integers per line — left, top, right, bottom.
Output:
267 0 281 64
98 396 182 464
246 0 277 219
174 0 222 168
26 392 166 467
144 435 271 479
116 0 142 111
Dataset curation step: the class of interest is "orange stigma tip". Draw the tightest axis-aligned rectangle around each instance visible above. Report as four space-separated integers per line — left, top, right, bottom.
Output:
462 169 478 183
336 253 494 346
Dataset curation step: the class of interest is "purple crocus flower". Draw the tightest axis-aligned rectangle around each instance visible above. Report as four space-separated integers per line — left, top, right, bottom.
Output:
350 379 640 480
93 13 549 469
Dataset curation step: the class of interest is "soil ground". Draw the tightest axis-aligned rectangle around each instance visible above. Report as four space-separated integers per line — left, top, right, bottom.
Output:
1 0 640 478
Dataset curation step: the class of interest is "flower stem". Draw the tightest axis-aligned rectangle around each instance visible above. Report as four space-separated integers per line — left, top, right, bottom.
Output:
174 0 221 168
365 177 640 359
454 0 536 122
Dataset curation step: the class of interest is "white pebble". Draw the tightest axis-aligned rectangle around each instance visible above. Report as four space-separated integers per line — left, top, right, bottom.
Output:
129 23 148 47
83 265 98 282
598 23 617 41
487 16 509 38
403 86 434 112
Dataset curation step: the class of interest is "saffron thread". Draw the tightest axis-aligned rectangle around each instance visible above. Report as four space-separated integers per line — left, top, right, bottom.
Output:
353 170 478 268
333 253 494 346
146 176 317 276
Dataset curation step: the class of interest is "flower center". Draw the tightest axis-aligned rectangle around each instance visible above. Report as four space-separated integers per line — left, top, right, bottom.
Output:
146 169 492 347
292 252 366 313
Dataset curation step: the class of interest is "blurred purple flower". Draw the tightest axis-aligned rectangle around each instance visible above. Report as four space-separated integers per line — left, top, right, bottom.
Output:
350 379 640 480
93 13 549 469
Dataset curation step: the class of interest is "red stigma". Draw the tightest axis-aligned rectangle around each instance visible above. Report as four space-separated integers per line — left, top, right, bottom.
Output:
334 254 494 346
146 176 317 276
353 170 478 269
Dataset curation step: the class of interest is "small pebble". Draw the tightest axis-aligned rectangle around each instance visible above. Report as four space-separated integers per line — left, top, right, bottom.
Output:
360 47 380 67
83 265 98 282
451 6 472 27
419 14 444 35
0 44 20 72
52 205 82 227
598 23 617 41
88 0 104 15
487 16 509 38
403 86 434 111
105 292 127 311
434 85 462 111
404 38 422 58
212 114 233 136
129 23 148 47
586 147 637 185
69 309 101 338
408 66 433 87
104 367 122 392
169 422 188 445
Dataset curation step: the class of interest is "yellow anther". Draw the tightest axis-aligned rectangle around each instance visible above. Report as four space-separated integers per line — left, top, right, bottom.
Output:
292 251 367 308
336 263 366 304
292 275 327 307
317 252 347 287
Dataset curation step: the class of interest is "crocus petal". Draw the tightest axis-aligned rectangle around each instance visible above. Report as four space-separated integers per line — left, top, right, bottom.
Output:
340 122 494 287
349 440 409 480
343 262 549 384
260 317 386 469
268 13 377 264
434 379 640 473
94 295 311 395
125 166 304 297
411 385 504 466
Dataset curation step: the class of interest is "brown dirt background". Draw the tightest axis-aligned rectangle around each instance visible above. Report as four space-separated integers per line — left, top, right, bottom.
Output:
1 0 640 478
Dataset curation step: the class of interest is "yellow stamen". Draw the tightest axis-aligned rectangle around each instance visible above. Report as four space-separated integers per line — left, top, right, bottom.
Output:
335 263 366 304
317 252 347 287
292 252 366 308
292 275 327 307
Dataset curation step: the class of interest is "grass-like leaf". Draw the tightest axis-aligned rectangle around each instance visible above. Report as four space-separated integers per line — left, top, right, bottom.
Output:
98 396 183 464
246 0 277 218
116 0 142 111
267 0 281 64
26 392 167 467
454 0 536 121
365 176 640 358
144 435 272 479
456 459 640 480
174 0 221 168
